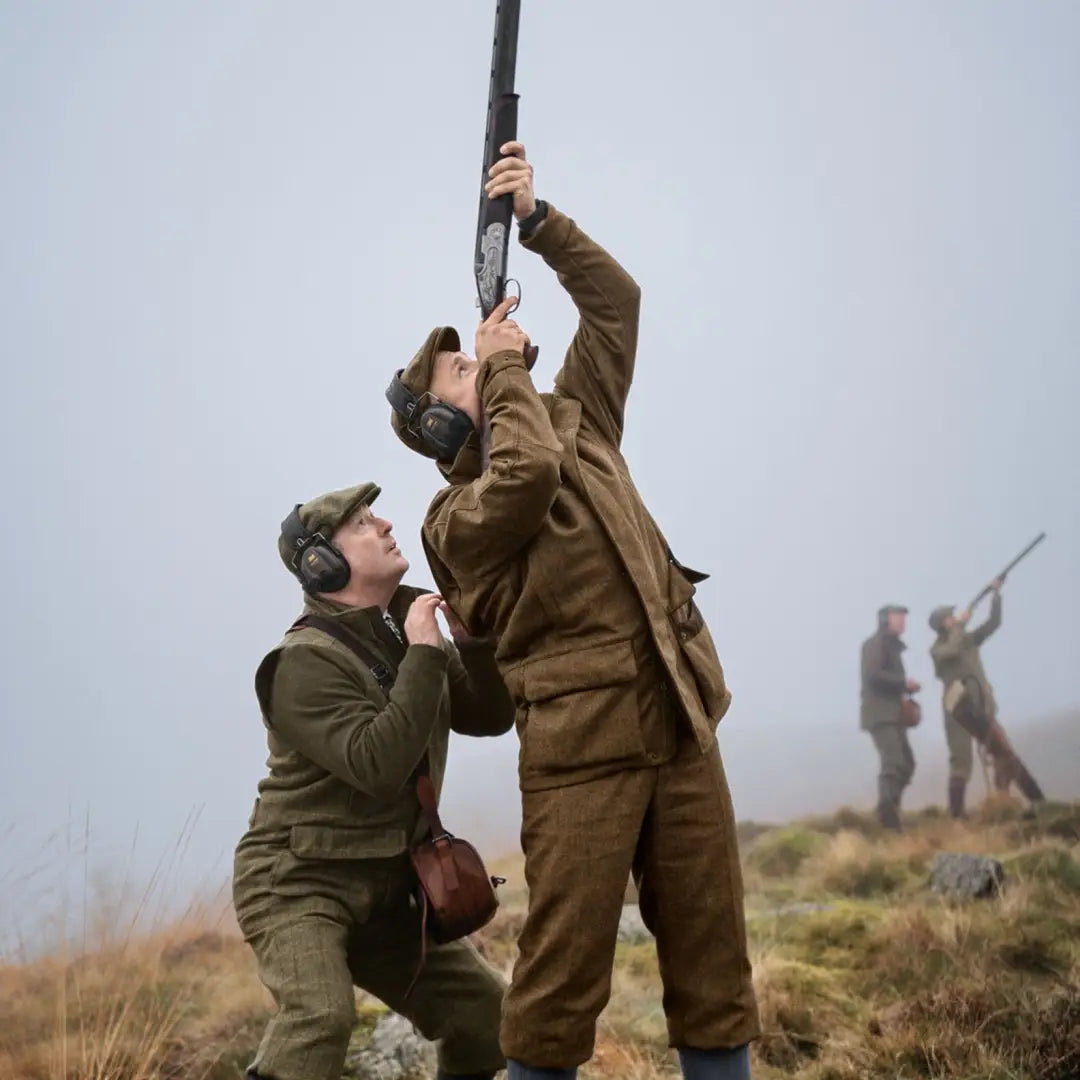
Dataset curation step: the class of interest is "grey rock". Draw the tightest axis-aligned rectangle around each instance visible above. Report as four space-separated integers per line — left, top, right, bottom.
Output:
617 905 652 944
343 1012 436 1080
930 852 1006 899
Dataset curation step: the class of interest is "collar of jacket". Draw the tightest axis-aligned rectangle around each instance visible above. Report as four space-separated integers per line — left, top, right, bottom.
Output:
435 388 563 487
302 586 425 640
878 628 906 652
436 429 483 485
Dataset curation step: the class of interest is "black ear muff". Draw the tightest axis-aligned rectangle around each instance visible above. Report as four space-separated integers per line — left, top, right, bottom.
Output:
386 371 421 425
298 543 350 594
418 402 476 461
386 370 475 462
281 505 351 594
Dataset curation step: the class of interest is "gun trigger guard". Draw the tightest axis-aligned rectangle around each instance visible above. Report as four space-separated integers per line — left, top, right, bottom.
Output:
505 278 522 314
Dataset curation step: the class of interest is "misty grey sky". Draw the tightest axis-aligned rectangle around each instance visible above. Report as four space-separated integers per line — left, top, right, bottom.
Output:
2 1 1078 907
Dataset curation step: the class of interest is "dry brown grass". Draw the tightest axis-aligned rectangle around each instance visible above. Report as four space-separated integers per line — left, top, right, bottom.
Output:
3 800 1078 1079
0 814 264 1080
0 925 269 1080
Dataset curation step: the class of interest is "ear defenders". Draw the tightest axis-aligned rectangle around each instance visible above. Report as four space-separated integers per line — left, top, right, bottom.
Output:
386 371 475 462
280 506 351 594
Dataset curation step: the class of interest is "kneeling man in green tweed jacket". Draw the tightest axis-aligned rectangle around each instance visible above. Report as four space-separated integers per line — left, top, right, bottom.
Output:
232 482 514 1080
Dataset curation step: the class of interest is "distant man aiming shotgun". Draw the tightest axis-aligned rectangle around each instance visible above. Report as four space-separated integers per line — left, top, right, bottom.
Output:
930 580 1045 818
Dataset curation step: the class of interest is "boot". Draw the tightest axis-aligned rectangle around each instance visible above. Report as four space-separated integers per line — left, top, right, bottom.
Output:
437 1072 498 1079
876 798 902 832
506 1063 577 1080
678 1045 752 1079
948 777 968 820
876 775 903 831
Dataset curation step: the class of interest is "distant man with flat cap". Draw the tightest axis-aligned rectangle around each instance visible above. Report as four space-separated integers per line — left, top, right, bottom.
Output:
232 482 514 1080
385 141 759 1080
860 603 921 831
929 581 1044 817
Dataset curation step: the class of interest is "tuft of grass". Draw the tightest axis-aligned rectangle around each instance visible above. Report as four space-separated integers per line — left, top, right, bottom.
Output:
1035 800 1080 843
808 805 883 838
751 951 869 1075
735 820 777 848
760 901 885 974
745 827 829 879
810 831 914 899
1004 847 1080 895
884 986 1080 1080
585 1036 678 1079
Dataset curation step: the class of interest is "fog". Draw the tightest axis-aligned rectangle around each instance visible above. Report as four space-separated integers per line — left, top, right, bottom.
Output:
2 2 1077 924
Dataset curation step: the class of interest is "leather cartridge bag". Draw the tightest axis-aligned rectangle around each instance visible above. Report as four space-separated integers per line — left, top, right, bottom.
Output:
410 773 503 945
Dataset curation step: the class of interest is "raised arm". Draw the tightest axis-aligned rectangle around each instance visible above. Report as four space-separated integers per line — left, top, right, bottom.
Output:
523 206 641 447
969 591 1003 646
424 342 563 578
485 142 641 447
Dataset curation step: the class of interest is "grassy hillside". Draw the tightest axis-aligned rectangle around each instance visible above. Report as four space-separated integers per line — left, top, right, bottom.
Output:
2 798 1078 1079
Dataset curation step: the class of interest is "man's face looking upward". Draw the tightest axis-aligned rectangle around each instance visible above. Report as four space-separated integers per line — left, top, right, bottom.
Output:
428 350 482 429
330 504 409 591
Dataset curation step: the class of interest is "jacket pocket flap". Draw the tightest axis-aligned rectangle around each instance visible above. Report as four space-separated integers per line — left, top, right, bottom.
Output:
289 825 408 860
523 640 637 703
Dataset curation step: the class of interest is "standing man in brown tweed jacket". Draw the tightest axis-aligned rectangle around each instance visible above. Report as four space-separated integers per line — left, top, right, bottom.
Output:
387 142 760 1080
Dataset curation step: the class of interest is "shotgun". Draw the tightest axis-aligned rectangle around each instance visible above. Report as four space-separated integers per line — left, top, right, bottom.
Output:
966 532 1047 611
474 0 538 366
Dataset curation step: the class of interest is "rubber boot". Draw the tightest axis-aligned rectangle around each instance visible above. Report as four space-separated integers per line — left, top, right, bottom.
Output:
678 1045 753 1079
876 802 902 831
948 777 968 820
506 1063 577 1080
876 774 903 832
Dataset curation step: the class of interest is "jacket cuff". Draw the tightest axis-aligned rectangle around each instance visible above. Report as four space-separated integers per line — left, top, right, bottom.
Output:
477 349 529 393
456 637 498 657
403 643 450 674
520 203 571 256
